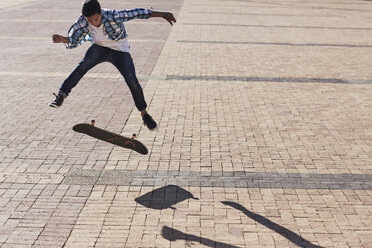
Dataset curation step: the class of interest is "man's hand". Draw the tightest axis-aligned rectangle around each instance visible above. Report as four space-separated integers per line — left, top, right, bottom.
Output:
52 34 68 44
164 12 176 26
151 11 177 26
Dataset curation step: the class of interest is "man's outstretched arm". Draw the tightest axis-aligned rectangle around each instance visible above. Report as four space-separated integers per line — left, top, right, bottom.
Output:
150 11 176 25
115 9 176 25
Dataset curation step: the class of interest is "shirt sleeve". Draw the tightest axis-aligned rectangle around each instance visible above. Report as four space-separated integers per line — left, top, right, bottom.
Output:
65 15 90 49
114 8 152 22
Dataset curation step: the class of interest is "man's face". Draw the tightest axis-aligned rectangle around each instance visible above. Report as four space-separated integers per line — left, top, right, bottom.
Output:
87 12 102 27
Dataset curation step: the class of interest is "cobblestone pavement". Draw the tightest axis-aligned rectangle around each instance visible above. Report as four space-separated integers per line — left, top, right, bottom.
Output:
1 0 372 247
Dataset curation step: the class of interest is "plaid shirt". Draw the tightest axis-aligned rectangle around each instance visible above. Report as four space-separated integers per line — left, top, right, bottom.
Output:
66 8 152 49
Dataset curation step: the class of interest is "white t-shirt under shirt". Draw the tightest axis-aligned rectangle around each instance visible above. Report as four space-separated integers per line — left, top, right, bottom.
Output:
88 23 130 53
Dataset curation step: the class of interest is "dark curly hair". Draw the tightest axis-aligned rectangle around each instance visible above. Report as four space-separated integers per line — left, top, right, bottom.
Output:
82 0 101 17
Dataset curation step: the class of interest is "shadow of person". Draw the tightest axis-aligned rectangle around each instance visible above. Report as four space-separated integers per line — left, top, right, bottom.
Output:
162 226 242 248
222 201 324 248
135 185 199 210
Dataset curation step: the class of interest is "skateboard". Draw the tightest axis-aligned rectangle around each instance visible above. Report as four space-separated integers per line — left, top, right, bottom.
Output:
73 120 148 155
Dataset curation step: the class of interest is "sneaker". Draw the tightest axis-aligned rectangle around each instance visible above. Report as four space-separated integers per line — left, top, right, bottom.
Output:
49 93 65 108
142 113 157 131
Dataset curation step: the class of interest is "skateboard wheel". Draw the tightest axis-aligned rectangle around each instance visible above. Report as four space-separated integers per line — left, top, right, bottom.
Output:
132 133 136 139
91 120 95 126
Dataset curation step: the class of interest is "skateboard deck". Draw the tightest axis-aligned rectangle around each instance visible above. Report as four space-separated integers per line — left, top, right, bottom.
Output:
73 122 148 155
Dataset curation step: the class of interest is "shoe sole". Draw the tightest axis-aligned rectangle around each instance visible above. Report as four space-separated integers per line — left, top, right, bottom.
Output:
49 103 60 108
144 123 158 131
148 125 158 131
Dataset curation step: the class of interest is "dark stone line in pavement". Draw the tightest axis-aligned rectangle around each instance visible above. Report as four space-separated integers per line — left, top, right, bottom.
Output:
177 40 372 48
182 22 372 31
165 75 372 85
187 11 342 18
63 169 372 190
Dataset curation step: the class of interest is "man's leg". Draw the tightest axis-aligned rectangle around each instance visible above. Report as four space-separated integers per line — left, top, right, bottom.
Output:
110 51 157 130
60 44 108 96
49 44 108 107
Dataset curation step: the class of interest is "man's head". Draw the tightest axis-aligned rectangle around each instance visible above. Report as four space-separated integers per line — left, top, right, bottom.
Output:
82 0 102 27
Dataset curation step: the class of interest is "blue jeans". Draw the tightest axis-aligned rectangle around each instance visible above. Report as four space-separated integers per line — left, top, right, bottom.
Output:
59 44 147 111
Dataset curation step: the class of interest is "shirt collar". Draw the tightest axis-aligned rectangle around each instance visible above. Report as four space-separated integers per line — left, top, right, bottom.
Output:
101 9 110 23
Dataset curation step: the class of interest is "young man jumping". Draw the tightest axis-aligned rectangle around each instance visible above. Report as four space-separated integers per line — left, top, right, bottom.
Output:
50 0 176 130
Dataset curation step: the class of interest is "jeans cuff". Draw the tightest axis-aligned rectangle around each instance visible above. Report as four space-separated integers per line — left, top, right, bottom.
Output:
58 90 68 97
